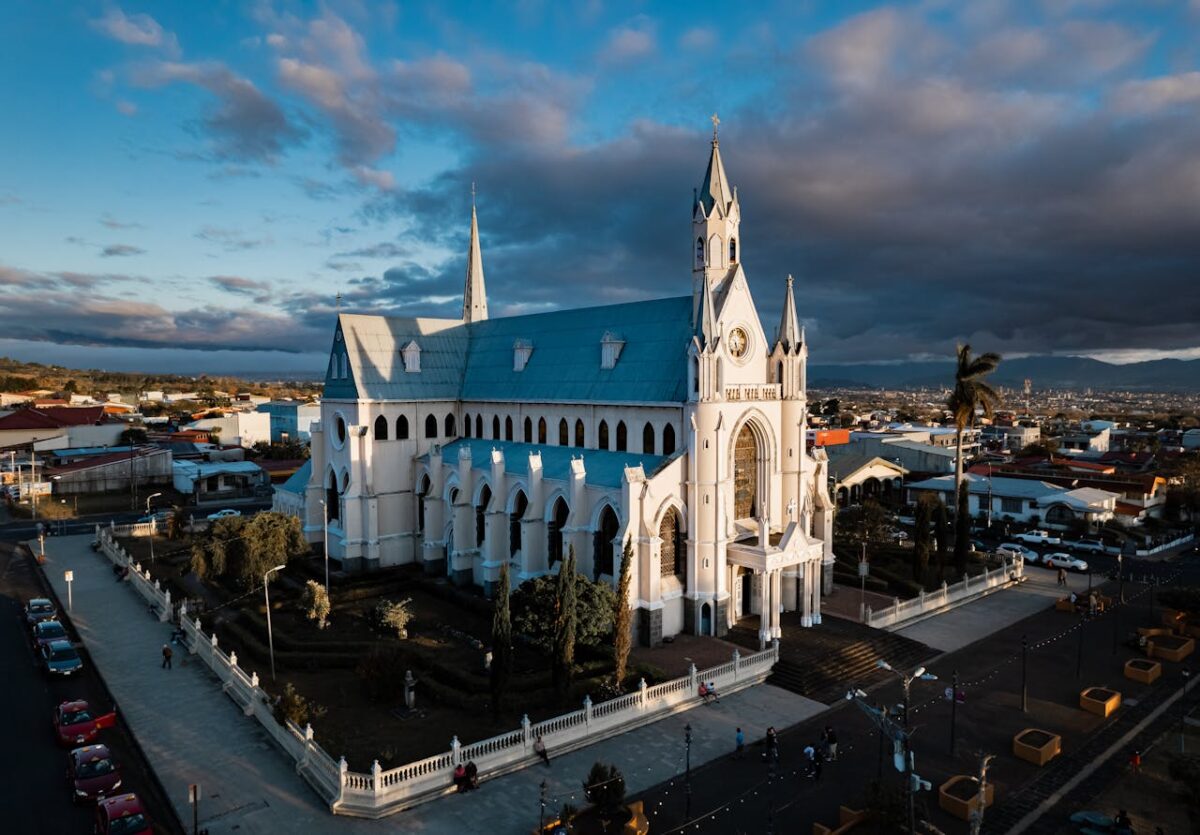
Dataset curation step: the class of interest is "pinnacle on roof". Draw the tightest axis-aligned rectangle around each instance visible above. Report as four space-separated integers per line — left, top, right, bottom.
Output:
696 116 736 217
777 274 801 352
462 189 488 323
697 270 719 349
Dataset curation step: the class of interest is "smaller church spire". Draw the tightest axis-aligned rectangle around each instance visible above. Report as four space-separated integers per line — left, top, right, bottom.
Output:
697 269 718 348
462 186 488 323
777 274 801 353
696 114 734 217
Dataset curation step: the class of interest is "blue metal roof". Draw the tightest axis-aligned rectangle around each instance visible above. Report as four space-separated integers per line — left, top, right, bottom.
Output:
324 296 693 405
278 459 312 496
422 438 671 489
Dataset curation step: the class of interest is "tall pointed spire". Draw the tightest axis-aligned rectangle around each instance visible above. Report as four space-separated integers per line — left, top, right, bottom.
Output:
698 270 718 348
462 185 488 322
777 275 801 352
696 113 734 217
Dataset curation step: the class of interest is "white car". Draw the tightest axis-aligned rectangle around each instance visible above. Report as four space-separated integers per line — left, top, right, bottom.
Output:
206 509 242 522
1043 552 1088 572
1014 529 1061 546
996 543 1038 562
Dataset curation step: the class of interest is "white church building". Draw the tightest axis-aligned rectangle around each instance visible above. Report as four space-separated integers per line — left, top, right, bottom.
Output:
304 129 835 647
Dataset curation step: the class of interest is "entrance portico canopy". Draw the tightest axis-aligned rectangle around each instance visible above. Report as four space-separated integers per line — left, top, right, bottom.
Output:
728 521 824 645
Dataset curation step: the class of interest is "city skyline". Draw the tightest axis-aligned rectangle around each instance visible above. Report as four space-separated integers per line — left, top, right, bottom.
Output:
2 1 1200 373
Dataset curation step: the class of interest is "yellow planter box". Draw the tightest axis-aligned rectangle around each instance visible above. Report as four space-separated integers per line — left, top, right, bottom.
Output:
1012 728 1062 766
1148 635 1195 663
1124 658 1161 685
1080 687 1121 718
939 776 994 821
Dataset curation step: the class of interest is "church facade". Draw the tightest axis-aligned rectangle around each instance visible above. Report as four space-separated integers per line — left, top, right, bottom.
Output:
304 132 835 646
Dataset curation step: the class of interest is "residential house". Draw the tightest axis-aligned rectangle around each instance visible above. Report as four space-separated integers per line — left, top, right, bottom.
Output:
257 400 321 443
906 474 1118 530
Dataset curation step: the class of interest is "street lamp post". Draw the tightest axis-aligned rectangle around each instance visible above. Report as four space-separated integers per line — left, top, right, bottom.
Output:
1076 613 1086 679
146 492 163 564
684 722 693 820
320 499 330 595
949 669 959 755
877 660 938 834
264 564 287 680
1021 635 1029 713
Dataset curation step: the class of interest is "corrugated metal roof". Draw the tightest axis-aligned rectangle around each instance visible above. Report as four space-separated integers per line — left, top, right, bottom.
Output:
278 459 312 496
421 438 670 489
326 296 693 405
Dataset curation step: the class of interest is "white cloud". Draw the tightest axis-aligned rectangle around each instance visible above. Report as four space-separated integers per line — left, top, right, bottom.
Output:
599 23 656 65
679 27 716 51
90 7 180 56
1111 71 1200 115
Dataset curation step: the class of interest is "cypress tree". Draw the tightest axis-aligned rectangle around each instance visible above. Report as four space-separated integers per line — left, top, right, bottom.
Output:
553 546 578 700
612 538 634 690
489 561 512 719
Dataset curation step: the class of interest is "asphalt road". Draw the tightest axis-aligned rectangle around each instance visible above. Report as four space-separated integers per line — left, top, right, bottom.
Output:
0 543 181 834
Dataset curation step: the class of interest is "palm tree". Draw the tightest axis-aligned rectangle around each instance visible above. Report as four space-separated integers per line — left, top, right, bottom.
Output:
947 345 1001 572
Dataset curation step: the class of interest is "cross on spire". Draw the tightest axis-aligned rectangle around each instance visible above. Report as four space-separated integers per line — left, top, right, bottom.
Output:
471 180 476 206
711 112 720 141
335 290 342 312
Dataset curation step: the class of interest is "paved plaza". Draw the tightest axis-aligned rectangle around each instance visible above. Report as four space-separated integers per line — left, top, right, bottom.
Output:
40 534 822 833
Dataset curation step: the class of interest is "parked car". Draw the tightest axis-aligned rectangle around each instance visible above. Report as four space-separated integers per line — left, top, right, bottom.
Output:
1068 538 1107 554
69 744 123 802
206 508 241 522
94 793 152 835
1043 553 1089 572
996 543 1039 563
24 597 57 626
1014 529 1061 545
41 639 83 677
31 619 69 651
55 700 117 747
135 510 173 525
889 529 909 542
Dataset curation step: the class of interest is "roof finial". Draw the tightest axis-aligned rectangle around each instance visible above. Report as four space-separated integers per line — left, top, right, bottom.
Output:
711 112 720 142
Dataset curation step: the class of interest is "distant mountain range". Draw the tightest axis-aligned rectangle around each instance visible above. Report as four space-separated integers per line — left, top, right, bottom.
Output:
809 355 1200 392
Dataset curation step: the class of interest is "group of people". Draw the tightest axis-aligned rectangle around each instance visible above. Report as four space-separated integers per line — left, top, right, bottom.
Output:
698 681 721 704
749 724 837 780
1067 590 1101 615
452 761 480 792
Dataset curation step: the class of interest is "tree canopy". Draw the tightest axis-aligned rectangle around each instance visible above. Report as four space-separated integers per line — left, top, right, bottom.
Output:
511 565 615 653
190 511 307 587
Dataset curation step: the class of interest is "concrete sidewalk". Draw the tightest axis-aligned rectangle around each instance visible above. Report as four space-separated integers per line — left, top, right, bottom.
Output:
41 535 822 833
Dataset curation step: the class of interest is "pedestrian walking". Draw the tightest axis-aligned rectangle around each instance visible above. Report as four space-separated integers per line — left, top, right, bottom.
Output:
534 734 550 766
812 747 824 782
764 726 779 764
1129 749 1142 773
822 726 838 761
161 643 173 670
735 727 745 759
1057 567 1066 587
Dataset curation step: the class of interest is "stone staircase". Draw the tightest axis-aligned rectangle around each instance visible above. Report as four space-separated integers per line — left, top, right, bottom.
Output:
727 613 935 705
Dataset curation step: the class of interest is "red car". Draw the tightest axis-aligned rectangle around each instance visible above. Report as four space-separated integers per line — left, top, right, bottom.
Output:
55 700 117 747
69 744 123 802
94 793 152 835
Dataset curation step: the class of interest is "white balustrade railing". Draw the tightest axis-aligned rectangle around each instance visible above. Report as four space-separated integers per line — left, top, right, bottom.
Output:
95 525 778 819
865 556 1024 629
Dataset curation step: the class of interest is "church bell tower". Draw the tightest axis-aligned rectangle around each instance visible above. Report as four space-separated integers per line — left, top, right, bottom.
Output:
691 114 741 327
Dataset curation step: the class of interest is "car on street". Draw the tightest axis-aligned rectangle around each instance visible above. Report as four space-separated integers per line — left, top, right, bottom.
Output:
889 529 909 542
996 543 1039 563
1068 538 1108 553
31 619 69 651
24 597 57 626
206 508 241 522
41 639 83 677
94 793 152 835
69 744 123 802
1043 552 1089 572
1013 529 1061 545
135 510 173 525
55 701 118 747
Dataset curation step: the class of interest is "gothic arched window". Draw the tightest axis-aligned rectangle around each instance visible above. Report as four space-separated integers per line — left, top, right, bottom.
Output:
594 504 619 579
475 484 491 547
598 420 610 450
548 497 569 565
492 415 501 440
475 414 483 438
643 421 655 454
659 508 685 581
463 413 472 438
695 236 705 267
524 417 533 443
734 424 759 520
425 414 438 439
616 420 627 452
374 415 388 441
574 419 585 448
505 416 513 441
326 470 340 522
538 417 547 444
445 413 456 437
558 418 568 446
510 490 528 555
663 424 676 456
397 415 409 440
729 238 737 263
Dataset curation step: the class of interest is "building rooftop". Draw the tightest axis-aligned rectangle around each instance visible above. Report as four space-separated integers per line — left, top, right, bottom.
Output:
420 438 672 489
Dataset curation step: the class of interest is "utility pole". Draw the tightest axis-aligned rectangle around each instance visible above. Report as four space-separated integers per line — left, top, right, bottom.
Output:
538 780 547 832
949 669 959 755
684 723 693 820
1021 635 1028 712
968 753 995 835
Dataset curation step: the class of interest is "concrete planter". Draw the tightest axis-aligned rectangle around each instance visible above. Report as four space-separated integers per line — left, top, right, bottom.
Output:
938 776 993 821
1124 658 1161 685
1147 635 1195 663
1079 687 1121 718
812 806 867 835
1012 728 1061 766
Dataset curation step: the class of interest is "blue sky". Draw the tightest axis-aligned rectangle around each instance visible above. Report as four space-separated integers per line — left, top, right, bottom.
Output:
2 0 1199 374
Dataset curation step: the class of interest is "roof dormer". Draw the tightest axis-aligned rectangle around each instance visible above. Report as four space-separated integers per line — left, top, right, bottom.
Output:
401 340 421 373
513 339 533 372
600 331 625 370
